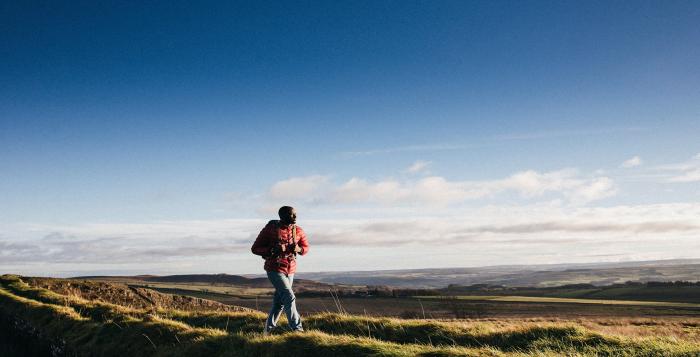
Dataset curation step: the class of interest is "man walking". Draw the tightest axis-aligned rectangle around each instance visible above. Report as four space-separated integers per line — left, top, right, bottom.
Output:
251 206 309 333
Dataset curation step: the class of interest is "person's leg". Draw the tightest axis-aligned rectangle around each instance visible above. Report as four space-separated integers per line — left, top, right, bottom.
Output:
265 272 285 332
281 273 303 331
266 270 303 331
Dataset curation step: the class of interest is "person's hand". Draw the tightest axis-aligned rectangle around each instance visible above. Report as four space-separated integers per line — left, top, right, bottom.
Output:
294 245 303 254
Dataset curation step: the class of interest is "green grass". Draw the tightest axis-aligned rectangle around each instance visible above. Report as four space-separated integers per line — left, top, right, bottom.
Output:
2 274 700 356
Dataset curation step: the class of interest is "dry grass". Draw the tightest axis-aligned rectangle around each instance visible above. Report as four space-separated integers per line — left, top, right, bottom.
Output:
3 274 700 356
422 316 700 343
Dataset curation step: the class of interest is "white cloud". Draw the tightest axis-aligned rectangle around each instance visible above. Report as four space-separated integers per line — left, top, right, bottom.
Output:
494 169 582 197
405 160 431 174
655 153 700 183
4 202 699 276
567 177 617 204
621 156 642 168
277 169 616 206
668 169 700 183
342 143 479 157
488 169 617 204
268 175 330 200
0 219 263 269
343 169 615 205
331 176 479 205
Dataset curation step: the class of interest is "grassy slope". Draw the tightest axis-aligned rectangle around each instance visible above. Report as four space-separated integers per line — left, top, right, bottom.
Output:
2 275 700 356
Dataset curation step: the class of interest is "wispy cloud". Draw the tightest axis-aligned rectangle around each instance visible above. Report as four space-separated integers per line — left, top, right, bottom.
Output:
0 220 262 266
492 127 646 141
668 169 700 183
652 153 700 183
621 156 642 168
341 143 484 157
341 127 646 157
405 160 431 174
461 221 700 234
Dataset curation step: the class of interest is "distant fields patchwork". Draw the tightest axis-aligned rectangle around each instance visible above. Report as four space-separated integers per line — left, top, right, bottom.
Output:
130 284 700 321
415 295 700 308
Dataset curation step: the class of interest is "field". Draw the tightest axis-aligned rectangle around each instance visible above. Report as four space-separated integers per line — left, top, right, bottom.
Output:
3 275 700 356
111 278 700 320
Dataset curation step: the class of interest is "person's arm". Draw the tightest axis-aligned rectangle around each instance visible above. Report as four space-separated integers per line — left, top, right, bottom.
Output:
251 224 274 257
294 227 309 256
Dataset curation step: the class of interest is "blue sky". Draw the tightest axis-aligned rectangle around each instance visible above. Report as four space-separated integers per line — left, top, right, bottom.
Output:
1 1 699 276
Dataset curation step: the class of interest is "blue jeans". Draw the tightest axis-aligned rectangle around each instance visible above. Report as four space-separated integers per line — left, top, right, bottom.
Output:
265 271 303 331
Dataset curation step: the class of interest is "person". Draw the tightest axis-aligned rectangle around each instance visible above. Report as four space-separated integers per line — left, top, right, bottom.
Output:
251 206 309 333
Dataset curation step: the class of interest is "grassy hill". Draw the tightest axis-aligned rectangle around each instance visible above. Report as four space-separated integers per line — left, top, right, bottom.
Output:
2 275 700 356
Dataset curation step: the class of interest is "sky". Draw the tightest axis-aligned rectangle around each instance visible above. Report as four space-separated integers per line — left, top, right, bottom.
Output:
1 1 699 277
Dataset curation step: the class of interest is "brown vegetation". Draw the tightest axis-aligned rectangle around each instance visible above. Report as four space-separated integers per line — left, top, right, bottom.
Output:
25 277 254 313
3 274 700 356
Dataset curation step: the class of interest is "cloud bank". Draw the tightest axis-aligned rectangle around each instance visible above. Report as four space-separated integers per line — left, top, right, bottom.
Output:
3 153 699 276
266 168 616 206
3 203 699 275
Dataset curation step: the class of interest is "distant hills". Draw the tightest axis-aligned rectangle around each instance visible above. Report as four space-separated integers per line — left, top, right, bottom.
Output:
144 274 269 286
72 273 333 290
72 259 700 289
298 259 700 288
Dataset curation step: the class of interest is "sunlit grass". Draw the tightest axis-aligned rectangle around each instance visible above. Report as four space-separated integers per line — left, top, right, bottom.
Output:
2 274 700 356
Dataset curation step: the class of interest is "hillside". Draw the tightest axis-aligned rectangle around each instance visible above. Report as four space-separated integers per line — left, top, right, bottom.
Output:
25 277 254 312
2 274 700 356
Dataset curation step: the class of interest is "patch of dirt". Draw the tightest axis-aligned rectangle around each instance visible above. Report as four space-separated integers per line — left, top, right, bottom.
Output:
25 277 254 313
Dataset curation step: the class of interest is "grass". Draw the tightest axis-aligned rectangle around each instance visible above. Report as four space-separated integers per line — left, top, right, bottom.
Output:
2 274 700 356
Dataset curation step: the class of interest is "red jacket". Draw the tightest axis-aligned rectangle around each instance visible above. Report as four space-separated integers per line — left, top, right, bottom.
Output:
251 220 309 275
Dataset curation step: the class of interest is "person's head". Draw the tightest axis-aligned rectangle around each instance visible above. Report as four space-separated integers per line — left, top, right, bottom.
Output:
278 206 297 225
